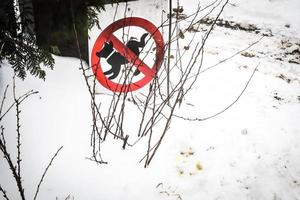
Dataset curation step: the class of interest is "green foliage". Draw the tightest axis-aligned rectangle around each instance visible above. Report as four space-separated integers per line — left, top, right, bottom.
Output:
0 0 123 80
86 0 122 29
0 31 54 80
0 0 54 80
87 6 103 30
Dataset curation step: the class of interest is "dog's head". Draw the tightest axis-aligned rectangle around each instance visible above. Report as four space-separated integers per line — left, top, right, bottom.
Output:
96 41 114 58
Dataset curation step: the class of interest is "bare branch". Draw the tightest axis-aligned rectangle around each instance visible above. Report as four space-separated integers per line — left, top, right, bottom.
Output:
175 63 260 122
0 185 10 200
0 85 9 117
13 74 22 178
167 0 173 100
0 131 25 200
0 89 38 121
0 42 5 56
33 146 63 200
199 35 264 74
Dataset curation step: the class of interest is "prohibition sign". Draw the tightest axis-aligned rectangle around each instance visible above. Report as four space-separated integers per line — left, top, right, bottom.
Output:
91 17 165 92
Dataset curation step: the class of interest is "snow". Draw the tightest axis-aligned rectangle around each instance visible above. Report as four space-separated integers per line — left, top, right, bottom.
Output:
1 0 300 199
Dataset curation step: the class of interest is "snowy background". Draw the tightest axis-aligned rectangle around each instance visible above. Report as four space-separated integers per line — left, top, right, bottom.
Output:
1 0 300 199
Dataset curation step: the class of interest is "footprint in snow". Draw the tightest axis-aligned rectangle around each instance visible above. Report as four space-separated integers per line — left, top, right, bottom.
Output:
176 147 203 177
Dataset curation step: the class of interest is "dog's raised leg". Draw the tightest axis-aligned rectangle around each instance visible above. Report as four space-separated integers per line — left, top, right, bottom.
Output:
108 64 121 80
133 68 141 76
104 68 113 75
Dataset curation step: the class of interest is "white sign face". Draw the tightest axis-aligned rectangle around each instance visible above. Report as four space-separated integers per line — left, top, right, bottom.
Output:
88 0 167 92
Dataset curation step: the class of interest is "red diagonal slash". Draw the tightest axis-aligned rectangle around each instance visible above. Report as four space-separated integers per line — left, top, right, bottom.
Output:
108 34 156 78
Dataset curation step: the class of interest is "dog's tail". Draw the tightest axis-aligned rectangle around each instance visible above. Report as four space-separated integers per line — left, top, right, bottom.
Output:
139 33 149 47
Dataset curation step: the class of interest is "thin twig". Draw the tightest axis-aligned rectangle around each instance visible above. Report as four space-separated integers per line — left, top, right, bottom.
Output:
0 185 10 200
33 146 63 200
167 0 172 101
0 135 25 200
0 42 5 56
199 35 264 74
70 0 110 163
0 90 38 121
13 74 22 178
175 63 260 121
0 85 9 117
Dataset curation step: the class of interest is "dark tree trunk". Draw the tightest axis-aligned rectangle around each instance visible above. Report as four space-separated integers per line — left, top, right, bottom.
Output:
0 0 17 37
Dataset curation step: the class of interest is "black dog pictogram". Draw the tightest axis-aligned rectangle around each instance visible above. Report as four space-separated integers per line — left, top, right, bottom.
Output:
96 33 149 80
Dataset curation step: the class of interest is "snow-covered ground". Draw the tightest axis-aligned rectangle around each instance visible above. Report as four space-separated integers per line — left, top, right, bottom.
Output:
1 0 300 199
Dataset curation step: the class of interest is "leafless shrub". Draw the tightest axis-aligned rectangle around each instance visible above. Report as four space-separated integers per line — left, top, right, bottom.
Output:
71 0 261 167
0 75 63 200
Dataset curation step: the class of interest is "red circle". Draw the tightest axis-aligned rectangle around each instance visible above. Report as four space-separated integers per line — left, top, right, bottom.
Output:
91 17 165 92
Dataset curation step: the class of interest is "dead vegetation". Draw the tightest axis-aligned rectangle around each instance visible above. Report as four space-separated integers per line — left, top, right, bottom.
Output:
70 0 261 167
0 75 63 200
